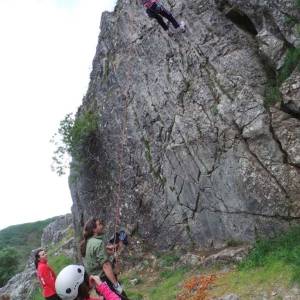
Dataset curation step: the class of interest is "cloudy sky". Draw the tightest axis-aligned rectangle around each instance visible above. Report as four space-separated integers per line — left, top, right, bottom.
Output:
0 0 117 230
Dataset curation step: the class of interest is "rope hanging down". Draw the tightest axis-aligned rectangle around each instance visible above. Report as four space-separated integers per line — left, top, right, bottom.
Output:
111 7 136 251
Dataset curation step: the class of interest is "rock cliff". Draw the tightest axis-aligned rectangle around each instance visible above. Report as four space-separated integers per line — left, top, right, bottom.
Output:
70 0 300 249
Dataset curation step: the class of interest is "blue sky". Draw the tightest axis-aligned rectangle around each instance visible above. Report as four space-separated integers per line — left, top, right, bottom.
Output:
0 0 117 230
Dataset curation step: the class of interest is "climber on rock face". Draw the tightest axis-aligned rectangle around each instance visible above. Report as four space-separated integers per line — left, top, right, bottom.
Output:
141 0 185 35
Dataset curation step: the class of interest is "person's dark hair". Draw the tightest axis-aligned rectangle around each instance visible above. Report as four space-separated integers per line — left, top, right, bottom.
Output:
34 249 43 269
80 218 104 257
76 272 90 300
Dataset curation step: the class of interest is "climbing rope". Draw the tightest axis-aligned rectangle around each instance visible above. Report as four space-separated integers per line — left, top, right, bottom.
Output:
111 7 135 254
110 0 186 251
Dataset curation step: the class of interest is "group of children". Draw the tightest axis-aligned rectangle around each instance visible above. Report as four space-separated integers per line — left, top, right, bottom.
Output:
35 218 128 300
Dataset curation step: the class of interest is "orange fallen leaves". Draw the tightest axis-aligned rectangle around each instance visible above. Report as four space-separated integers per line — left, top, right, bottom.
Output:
177 274 217 300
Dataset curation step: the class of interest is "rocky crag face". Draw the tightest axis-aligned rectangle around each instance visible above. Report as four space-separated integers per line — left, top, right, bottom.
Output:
70 0 300 249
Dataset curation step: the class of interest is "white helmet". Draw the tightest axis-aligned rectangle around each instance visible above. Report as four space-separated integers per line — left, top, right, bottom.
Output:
55 265 85 300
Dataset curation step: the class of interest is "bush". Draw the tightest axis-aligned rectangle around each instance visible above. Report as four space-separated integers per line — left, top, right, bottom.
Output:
158 252 180 267
51 111 99 176
264 45 300 107
0 247 19 287
278 47 300 84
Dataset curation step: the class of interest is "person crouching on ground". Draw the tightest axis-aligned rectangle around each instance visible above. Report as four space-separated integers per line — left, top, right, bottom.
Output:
55 265 120 300
35 248 61 300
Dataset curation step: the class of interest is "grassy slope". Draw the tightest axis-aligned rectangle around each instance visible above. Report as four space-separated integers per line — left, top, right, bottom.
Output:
0 217 56 271
120 227 300 300
209 227 300 299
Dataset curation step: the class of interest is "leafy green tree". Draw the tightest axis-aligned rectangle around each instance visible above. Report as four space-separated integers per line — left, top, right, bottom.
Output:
0 247 19 287
51 111 100 176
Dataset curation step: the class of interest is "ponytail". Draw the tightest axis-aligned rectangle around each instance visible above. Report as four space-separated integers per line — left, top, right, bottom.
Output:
80 218 102 257
34 249 42 269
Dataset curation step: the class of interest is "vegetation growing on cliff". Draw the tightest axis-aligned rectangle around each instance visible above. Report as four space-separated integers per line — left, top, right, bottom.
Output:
51 110 100 176
264 0 300 107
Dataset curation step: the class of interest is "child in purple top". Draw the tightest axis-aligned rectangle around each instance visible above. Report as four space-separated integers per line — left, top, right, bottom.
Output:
141 0 185 33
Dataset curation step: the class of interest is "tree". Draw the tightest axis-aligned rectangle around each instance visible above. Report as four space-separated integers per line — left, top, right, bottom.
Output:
50 111 100 176
0 247 19 287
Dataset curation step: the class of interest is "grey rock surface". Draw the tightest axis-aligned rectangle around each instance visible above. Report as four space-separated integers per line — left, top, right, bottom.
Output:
41 214 75 251
280 70 300 115
69 0 300 249
202 246 250 267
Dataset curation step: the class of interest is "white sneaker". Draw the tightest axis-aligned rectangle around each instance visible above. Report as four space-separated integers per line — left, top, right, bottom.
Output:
113 282 123 294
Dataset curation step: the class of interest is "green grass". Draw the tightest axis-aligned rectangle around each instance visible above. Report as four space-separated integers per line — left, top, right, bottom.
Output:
126 290 144 300
238 227 300 282
149 267 189 300
278 47 300 84
47 254 73 274
120 251 190 300
31 287 44 300
210 261 292 299
157 252 180 267
209 226 300 299
264 83 281 107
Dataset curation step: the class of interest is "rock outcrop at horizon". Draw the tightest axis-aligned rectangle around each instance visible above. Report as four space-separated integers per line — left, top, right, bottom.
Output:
70 0 300 249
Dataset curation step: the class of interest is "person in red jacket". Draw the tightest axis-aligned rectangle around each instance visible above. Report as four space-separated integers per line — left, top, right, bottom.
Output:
34 249 61 300
55 265 121 300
